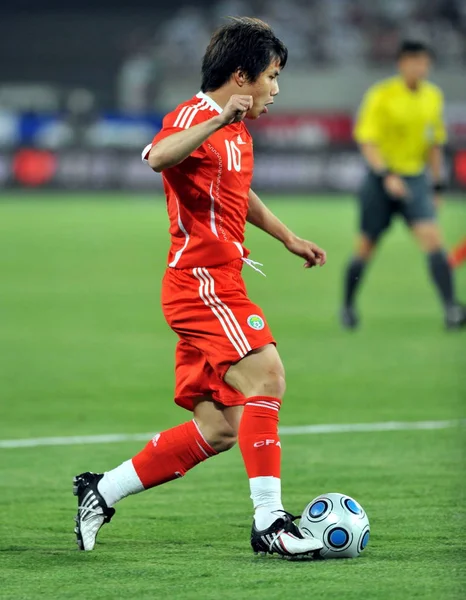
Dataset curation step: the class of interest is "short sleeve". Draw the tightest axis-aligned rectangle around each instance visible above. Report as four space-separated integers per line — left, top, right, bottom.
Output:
354 86 384 144
433 90 447 145
142 103 207 163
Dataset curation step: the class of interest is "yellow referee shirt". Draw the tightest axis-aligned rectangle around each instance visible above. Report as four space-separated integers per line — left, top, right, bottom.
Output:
354 76 447 175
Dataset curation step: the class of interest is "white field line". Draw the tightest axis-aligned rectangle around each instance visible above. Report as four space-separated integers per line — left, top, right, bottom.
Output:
0 419 463 449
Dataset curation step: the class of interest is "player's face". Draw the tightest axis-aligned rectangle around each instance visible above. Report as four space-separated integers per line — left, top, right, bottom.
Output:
398 53 431 85
245 60 281 119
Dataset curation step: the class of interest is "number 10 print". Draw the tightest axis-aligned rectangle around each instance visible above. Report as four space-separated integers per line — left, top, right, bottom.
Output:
225 140 241 172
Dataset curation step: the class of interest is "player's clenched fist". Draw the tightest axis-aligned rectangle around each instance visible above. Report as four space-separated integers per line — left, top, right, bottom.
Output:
220 95 253 125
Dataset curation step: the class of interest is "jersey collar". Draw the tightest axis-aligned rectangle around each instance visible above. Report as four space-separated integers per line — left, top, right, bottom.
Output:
395 75 425 94
196 91 223 114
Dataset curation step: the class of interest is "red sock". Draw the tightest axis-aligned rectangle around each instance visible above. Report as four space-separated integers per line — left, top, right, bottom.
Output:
238 396 282 478
449 239 466 268
132 420 217 489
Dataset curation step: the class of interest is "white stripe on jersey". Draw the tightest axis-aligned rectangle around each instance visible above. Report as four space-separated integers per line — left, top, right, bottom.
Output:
173 99 209 130
142 99 210 163
200 268 252 354
209 181 219 238
184 108 199 129
193 268 247 358
195 91 223 114
193 268 245 358
184 99 208 129
141 143 152 163
178 106 196 129
168 194 190 267
173 105 191 128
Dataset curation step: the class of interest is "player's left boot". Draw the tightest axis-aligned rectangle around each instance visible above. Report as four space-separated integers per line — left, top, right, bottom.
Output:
73 472 115 551
445 303 466 330
251 511 323 560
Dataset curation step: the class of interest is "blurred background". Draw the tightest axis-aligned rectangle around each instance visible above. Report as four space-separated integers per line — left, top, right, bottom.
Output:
1 0 465 192
1 4 465 597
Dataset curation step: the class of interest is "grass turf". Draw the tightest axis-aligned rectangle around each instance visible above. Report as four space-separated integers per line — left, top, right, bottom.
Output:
0 194 465 599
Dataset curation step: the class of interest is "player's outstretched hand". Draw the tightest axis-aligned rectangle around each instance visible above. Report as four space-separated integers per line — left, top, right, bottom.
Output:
220 95 253 125
284 236 327 268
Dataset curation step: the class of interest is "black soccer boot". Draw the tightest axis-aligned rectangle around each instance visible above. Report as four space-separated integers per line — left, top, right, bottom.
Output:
340 305 360 329
73 472 115 551
445 303 466 330
251 511 323 560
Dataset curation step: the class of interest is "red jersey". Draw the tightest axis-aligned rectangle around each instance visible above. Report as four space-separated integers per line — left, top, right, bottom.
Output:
142 92 254 268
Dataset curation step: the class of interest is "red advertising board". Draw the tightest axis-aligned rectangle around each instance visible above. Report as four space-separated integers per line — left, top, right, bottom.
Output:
247 113 353 149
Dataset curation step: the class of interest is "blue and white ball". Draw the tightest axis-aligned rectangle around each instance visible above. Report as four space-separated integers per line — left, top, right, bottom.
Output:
299 493 370 558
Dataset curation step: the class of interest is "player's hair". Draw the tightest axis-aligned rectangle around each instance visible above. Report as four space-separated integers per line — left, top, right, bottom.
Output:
201 17 288 92
397 40 434 59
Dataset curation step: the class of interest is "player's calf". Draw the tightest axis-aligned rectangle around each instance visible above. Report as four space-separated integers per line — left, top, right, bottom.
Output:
223 347 291 535
192 399 241 452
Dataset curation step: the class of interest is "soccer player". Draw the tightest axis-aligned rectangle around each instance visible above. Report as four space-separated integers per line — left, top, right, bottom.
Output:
73 18 327 558
449 238 466 268
341 40 466 330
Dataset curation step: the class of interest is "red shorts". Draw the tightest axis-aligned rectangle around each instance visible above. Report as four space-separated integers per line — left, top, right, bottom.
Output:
161 259 275 411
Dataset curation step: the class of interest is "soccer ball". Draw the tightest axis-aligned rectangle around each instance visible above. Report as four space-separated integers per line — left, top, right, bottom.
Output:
299 493 370 559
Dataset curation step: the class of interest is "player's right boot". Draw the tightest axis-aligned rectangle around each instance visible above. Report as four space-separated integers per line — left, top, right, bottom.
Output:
445 303 466 330
251 511 323 560
73 472 115 551
340 305 359 329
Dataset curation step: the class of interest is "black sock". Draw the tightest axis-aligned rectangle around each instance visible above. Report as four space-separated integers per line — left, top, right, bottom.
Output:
343 257 367 308
427 250 455 308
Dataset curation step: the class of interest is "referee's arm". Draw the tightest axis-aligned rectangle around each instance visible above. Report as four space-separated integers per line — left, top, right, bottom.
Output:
354 87 408 198
354 87 385 171
427 91 448 197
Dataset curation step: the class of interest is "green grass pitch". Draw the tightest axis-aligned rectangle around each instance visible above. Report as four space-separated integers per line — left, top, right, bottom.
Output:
0 194 465 599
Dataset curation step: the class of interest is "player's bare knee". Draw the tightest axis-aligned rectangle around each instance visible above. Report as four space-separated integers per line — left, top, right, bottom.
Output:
226 366 286 399
253 371 286 399
412 222 443 253
235 368 286 399
250 351 286 398
225 344 286 399
360 247 374 261
357 236 376 260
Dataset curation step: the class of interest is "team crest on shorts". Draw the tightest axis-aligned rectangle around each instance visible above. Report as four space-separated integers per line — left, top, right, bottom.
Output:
247 314 265 330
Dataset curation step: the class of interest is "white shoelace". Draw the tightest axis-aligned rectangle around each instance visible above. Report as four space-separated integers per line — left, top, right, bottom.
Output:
78 506 103 518
242 257 266 277
268 528 285 551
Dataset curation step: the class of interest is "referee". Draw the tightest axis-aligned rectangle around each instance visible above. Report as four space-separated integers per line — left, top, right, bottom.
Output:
341 40 465 330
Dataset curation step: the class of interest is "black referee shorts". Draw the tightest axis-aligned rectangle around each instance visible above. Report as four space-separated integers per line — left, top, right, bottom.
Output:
359 171 436 242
